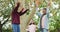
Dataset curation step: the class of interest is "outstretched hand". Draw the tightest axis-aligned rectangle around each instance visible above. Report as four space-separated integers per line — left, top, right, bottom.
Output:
22 8 29 12
47 2 51 6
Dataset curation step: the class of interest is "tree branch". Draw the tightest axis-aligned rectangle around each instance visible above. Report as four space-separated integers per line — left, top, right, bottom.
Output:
2 17 10 26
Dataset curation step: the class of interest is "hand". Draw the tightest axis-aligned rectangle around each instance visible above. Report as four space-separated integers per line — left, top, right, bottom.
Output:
48 2 51 6
42 25 44 28
15 2 20 7
22 8 29 12
26 9 29 11
42 22 44 28
22 8 26 12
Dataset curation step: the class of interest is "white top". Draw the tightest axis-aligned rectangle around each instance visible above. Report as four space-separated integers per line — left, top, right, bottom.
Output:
27 24 36 32
42 15 49 29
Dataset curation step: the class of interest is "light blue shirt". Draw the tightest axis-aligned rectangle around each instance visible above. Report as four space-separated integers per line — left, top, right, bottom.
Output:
37 7 49 29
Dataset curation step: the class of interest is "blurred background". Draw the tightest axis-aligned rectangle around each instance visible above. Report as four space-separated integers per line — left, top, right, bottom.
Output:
0 0 60 32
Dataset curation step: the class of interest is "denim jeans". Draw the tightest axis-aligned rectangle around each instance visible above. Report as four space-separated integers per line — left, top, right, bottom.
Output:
41 28 48 32
12 24 20 32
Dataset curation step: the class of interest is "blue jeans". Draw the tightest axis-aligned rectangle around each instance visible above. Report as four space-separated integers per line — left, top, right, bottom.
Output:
12 24 20 32
41 28 48 32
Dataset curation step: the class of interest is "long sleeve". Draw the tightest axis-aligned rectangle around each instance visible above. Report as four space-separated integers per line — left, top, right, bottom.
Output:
14 6 19 12
46 6 50 18
13 3 20 12
36 12 42 17
36 7 42 17
18 9 29 16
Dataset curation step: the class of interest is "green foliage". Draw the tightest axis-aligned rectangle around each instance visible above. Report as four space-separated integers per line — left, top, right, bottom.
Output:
0 0 14 32
0 0 60 32
2 29 12 32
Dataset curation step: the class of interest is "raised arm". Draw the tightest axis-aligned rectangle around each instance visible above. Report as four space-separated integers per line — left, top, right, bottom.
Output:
36 12 41 17
36 8 42 17
13 2 20 12
20 9 29 16
18 8 29 16
46 2 51 17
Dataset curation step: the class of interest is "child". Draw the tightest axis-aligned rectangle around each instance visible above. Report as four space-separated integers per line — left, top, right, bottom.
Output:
36 2 51 32
26 20 37 32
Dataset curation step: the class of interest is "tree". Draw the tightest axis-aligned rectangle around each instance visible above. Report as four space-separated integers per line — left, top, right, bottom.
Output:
0 0 14 32
0 0 60 32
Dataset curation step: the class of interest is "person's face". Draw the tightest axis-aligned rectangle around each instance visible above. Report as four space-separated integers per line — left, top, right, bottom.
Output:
42 9 46 14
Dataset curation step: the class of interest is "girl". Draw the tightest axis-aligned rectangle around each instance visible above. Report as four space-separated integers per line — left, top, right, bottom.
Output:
26 20 37 32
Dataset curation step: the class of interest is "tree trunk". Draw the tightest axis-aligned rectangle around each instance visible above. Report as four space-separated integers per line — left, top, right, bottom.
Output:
14 0 36 32
14 0 26 32
20 0 36 32
20 8 36 32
